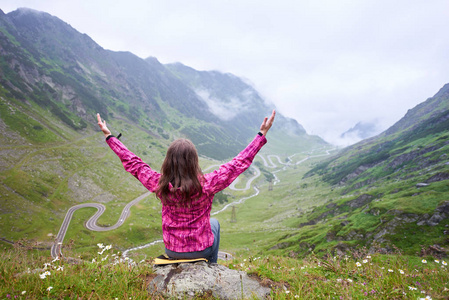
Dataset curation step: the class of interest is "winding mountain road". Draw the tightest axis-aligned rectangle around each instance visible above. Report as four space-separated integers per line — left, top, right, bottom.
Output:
51 148 335 260
228 166 261 191
51 192 150 258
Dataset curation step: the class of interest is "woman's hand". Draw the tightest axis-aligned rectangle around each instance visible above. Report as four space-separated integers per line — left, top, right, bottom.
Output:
259 110 276 136
97 113 112 138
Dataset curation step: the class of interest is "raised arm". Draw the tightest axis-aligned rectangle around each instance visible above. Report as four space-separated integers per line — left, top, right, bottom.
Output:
205 110 276 194
96 113 160 192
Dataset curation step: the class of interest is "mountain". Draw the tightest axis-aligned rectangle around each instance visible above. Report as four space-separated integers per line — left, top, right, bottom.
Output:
340 120 380 144
268 84 449 257
0 8 327 245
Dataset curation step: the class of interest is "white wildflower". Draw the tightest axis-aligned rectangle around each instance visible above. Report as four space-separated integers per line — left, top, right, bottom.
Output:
39 271 51 279
46 286 53 291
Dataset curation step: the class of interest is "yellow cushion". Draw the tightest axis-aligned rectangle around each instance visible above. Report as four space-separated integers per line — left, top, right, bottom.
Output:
153 254 208 265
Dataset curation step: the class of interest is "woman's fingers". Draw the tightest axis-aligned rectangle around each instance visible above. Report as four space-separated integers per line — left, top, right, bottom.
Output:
268 110 276 125
97 113 106 128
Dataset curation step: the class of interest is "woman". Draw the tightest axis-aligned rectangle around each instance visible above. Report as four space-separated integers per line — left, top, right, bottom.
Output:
97 110 275 263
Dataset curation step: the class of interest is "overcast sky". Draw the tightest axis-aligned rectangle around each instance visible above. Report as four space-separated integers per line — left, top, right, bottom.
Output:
3 0 449 145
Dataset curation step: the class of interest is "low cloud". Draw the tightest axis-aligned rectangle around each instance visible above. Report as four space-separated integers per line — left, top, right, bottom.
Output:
195 89 250 121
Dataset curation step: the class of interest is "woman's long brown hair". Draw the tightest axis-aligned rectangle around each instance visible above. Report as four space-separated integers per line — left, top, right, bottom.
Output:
156 138 203 204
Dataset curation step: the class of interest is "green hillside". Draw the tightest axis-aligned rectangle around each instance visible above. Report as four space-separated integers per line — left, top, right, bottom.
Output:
269 85 449 258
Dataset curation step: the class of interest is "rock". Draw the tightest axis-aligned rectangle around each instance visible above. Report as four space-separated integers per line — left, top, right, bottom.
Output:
326 203 337 208
346 194 374 209
416 183 430 188
340 221 350 226
428 213 444 226
417 201 449 226
334 243 351 256
269 242 292 250
426 172 449 183
148 262 271 299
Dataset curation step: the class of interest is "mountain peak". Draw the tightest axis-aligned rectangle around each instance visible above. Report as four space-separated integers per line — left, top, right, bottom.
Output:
9 7 53 20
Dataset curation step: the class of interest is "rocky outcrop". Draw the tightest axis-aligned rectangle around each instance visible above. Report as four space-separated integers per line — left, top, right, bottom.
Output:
346 194 374 208
148 262 271 299
426 172 449 183
418 201 449 226
299 194 374 228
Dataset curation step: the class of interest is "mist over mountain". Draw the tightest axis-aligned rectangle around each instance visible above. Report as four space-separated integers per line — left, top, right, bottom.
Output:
339 120 381 146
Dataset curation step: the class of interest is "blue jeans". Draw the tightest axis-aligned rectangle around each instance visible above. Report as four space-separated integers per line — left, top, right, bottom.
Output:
165 218 220 263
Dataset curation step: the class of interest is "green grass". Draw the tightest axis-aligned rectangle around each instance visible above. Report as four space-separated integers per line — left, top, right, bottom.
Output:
227 251 449 299
0 97 62 144
0 243 158 299
2 241 448 299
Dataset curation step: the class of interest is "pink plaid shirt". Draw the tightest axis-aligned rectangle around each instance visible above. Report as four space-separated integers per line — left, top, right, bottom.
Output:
106 134 267 252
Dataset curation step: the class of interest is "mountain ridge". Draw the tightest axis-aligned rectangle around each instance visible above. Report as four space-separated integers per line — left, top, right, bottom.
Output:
0 8 324 160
